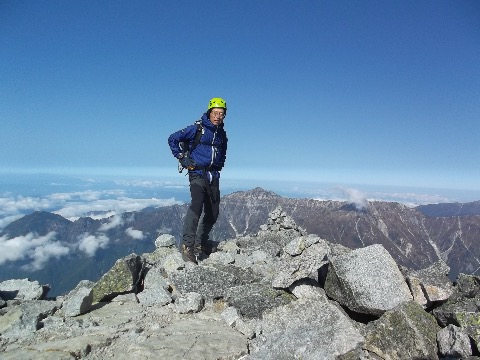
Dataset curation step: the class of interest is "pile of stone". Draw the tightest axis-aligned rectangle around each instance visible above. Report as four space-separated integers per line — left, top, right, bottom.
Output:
1 206 480 359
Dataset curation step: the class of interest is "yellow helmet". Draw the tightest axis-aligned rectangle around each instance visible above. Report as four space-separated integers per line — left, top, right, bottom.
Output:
208 97 227 111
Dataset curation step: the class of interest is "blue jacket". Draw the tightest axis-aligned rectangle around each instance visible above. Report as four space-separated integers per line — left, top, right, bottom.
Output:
168 113 228 178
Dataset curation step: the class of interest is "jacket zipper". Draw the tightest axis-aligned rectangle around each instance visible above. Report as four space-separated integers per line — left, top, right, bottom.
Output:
210 127 218 167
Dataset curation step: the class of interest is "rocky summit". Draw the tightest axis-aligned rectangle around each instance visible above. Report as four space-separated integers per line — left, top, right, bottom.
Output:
1 206 480 359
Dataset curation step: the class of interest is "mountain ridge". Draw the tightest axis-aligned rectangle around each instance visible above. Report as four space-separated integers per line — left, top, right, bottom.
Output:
1 187 480 296
416 200 480 217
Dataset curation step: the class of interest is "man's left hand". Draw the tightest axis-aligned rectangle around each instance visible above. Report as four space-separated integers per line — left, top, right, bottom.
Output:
180 156 196 170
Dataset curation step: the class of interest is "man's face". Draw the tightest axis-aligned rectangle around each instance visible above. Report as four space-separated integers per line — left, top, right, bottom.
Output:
209 108 225 126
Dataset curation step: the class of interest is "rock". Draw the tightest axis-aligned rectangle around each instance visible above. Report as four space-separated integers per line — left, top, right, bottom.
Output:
0 278 50 300
0 348 76 359
155 234 176 248
224 283 295 319
169 263 258 300
437 324 472 358
36 301 248 360
243 206 308 256
249 291 364 359
234 317 258 339
289 280 326 299
363 301 440 360
111 293 138 303
162 251 186 273
262 206 302 233
272 235 330 288
256 207 307 247
221 306 241 326
142 246 177 266
212 263 260 285
432 274 480 349
454 273 480 298
236 235 283 258
136 266 172 306
92 254 144 302
62 280 95 317
203 251 235 265
283 233 319 256
217 240 240 254
324 244 413 315
171 292 204 314
0 300 58 341
2 207 480 359
404 259 454 307
221 305 259 339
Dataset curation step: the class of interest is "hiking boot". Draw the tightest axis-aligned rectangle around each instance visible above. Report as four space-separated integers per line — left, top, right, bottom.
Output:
181 245 198 264
194 243 212 260
193 243 201 254
194 244 208 261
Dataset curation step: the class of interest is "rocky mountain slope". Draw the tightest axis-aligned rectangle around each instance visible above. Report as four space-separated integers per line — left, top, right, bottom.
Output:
217 188 480 279
1 188 480 297
1 207 479 359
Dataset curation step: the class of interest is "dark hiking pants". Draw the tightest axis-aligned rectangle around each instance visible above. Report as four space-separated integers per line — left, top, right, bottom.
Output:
182 173 220 248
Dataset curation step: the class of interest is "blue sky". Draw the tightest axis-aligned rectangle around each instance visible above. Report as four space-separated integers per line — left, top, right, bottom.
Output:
1 1 480 201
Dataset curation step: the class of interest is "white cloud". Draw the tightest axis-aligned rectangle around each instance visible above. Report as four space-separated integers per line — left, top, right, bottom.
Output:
98 213 124 231
338 187 368 210
369 192 451 207
0 186 182 228
0 231 70 270
77 233 110 257
114 179 187 188
0 234 30 264
0 195 61 216
49 190 118 202
26 241 70 271
312 186 453 208
125 227 145 240
54 196 180 221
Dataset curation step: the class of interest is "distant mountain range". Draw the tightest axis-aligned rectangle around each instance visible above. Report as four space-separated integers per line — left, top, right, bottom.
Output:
1 187 480 296
416 200 480 217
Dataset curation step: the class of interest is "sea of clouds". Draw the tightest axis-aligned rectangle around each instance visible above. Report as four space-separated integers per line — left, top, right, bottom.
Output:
0 172 467 231
0 175 191 268
0 172 472 271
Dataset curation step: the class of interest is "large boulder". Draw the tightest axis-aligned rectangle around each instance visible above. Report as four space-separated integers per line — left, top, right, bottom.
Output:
92 254 144 302
324 244 413 315
62 280 95 317
249 290 364 359
0 279 50 301
169 264 258 299
363 301 440 360
224 283 295 319
169 265 238 299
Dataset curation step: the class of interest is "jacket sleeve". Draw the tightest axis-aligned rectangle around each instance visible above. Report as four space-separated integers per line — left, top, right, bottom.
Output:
167 125 197 158
219 133 228 169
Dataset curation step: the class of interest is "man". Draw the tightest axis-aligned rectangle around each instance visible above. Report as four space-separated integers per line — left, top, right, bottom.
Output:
167 97 228 264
